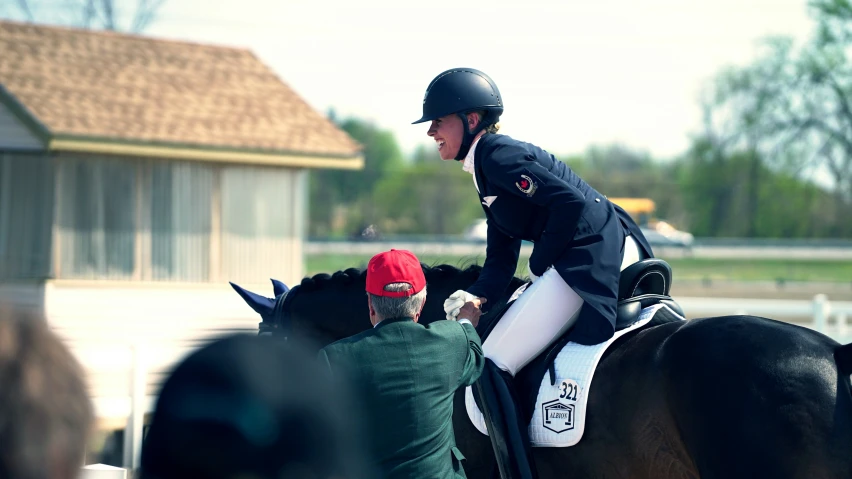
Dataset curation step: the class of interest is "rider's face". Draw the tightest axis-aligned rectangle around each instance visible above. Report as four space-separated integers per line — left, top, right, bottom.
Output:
427 114 465 161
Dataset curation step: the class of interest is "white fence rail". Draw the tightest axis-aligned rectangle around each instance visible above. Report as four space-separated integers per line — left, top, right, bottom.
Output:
678 294 852 343
73 294 852 472
304 240 852 260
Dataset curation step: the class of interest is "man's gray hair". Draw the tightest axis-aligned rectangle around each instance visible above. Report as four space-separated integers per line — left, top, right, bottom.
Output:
370 283 427 320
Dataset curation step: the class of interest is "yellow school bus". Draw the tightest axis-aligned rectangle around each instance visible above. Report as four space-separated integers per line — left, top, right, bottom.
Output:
608 197 694 247
608 197 655 226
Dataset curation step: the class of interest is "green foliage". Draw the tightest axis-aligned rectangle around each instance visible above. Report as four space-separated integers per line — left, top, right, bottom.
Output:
371 161 483 235
678 138 843 237
810 0 852 45
308 116 484 237
308 116 405 237
700 3 852 210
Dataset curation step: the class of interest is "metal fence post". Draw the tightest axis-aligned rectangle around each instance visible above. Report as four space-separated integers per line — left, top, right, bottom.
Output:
122 343 146 471
837 313 848 338
813 294 830 334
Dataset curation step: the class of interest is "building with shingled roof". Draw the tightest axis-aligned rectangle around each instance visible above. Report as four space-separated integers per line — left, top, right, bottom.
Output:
0 20 362 445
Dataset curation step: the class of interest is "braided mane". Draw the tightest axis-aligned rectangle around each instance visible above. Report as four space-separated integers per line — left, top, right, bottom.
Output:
296 263 490 292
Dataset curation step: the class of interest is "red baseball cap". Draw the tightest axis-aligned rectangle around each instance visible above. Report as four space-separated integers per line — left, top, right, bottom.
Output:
365 249 426 297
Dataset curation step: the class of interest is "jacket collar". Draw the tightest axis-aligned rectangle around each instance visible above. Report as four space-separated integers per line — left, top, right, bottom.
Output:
462 134 483 174
373 316 415 329
472 133 493 198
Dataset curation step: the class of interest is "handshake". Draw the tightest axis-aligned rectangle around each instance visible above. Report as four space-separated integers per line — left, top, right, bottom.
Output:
443 290 487 328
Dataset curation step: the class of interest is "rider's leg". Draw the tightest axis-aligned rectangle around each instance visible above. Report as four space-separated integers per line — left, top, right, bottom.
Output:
474 358 538 479
475 235 644 479
476 269 581 479
484 268 583 374
486 235 643 373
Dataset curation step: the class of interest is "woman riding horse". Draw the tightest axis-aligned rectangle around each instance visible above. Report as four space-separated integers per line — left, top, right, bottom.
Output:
413 68 653 479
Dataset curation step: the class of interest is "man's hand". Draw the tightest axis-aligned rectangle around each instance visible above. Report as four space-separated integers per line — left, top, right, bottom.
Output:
457 300 486 328
444 290 481 321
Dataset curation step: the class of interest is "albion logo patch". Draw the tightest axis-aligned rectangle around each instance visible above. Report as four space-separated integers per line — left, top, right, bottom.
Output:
515 174 537 196
542 400 575 433
542 379 579 433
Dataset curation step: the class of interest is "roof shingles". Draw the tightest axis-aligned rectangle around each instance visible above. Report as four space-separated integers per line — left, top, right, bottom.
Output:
0 21 360 157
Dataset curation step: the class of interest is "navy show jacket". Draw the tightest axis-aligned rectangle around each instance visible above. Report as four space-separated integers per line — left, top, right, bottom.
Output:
465 133 653 345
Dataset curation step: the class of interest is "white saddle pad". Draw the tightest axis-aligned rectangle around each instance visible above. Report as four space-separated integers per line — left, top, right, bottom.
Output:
465 302 682 447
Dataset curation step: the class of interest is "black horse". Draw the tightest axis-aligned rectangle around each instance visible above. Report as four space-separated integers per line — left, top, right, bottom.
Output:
232 263 852 479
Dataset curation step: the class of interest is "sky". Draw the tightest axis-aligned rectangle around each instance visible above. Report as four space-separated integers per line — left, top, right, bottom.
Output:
11 0 818 160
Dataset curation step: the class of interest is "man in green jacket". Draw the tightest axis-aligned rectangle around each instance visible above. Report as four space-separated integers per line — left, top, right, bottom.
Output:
319 249 486 478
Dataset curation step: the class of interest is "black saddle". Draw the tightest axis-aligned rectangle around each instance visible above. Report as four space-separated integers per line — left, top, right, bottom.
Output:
615 258 684 330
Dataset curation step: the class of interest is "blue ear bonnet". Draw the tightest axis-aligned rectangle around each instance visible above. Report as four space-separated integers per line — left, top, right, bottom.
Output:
230 279 298 336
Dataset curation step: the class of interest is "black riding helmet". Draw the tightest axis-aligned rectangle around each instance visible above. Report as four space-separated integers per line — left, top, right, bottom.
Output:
412 68 503 161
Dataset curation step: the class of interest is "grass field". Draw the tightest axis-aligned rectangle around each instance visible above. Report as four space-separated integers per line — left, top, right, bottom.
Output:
306 254 852 283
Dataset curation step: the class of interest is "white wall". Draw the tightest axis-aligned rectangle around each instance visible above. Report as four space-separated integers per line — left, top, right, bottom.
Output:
0 101 43 151
2 280 265 426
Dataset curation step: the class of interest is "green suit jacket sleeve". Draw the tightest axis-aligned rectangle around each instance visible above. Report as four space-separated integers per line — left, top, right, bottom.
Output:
317 348 332 373
457 321 485 388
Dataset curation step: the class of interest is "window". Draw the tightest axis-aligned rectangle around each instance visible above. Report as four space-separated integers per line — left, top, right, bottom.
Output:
149 162 213 282
0 153 53 280
220 165 304 284
56 157 136 279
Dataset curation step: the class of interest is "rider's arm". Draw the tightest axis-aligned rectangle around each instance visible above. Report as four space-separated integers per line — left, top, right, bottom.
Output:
466 220 521 307
483 143 586 277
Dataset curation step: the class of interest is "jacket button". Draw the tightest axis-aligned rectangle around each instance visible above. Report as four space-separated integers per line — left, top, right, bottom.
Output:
595 198 601 203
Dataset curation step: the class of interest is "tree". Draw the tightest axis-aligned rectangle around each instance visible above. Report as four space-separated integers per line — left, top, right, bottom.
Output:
308 116 405 237
5 0 166 32
678 137 841 238
371 161 482 236
693 1 852 236
811 0 852 46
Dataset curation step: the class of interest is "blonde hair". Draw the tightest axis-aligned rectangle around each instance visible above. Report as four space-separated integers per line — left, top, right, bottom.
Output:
473 110 500 133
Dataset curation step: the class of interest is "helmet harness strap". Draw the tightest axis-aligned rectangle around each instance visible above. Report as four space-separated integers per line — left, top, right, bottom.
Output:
454 111 493 161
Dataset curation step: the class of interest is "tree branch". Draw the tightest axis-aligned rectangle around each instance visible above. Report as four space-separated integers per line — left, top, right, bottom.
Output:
100 0 115 30
131 0 166 33
130 0 148 32
15 0 34 21
84 0 97 28
767 117 852 152
819 73 852 130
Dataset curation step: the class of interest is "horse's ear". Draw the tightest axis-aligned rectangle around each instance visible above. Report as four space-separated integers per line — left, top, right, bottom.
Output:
229 282 275 318
271 278 289 297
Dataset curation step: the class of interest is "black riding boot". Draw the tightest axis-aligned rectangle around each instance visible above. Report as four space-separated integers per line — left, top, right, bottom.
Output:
474 358 538 479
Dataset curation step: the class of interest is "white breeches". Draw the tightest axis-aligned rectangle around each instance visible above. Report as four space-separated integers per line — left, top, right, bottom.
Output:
482 235 643 375
621 232 642 271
